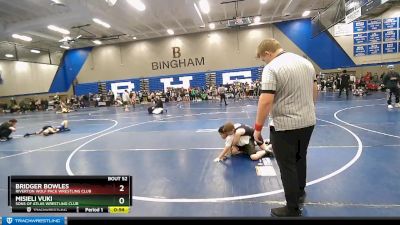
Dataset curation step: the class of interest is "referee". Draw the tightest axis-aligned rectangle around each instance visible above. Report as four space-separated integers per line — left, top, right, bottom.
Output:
218 84 228 106
253 39 317 217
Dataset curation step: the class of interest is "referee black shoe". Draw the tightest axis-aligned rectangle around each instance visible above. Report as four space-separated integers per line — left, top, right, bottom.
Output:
271 206 302 217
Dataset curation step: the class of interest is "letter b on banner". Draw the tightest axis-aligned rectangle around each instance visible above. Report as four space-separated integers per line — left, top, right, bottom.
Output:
172 47 181 58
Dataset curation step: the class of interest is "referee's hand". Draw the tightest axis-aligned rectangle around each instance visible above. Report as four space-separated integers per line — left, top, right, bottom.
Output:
254 130 263 143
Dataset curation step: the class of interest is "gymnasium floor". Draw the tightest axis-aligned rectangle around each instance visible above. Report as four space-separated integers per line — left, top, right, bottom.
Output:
0 91 399 217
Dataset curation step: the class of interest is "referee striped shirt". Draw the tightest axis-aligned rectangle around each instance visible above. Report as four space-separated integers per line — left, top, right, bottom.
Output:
261 52 316 131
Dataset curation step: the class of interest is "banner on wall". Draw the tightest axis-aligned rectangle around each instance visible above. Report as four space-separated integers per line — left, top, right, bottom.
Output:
352 16 399 57
334 23 354 36
368 31 382 43
353 33 369 44
354 45 368 56
75 67 260 95
160 76 193 91
383 30 398 42
383 42 398 54
383 18 398 29
353 20 367 32
110 82 136 96
367 19 382 31
367 43 382 55
222 71 253 85
149 73 204 91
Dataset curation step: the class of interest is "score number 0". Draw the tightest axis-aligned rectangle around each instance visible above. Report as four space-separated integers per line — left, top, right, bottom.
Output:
119 184 125 205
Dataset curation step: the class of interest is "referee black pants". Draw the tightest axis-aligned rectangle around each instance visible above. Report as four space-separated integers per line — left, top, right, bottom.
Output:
387 87 400 105
270 125 315 209
339 85 349 97
220 94 227 105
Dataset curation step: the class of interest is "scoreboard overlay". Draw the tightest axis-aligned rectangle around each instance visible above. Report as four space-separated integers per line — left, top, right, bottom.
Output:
8 176 132 214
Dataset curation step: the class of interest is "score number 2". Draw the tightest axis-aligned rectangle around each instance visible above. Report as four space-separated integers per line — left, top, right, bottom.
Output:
119 184 126 205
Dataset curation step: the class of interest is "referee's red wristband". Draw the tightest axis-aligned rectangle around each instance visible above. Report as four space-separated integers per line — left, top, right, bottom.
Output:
254 123 263 132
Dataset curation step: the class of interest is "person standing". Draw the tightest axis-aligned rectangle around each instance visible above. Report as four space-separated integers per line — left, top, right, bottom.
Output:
130 91 137 109
218 84 228 106
383 65 400 109
338 70 351 98
253 39 318 217
122 90 131 112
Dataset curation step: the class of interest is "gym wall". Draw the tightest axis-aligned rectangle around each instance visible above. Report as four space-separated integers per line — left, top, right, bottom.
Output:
2 10 400 97
0 60 57 97
329 5 400 66
76 24 321 84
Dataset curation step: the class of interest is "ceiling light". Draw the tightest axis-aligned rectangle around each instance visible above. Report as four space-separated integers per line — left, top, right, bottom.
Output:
50 0 64 4
12 34 32 42
48 25 70 35
194 3 205 27
260 0 268 4
76 35 82 39
209 23 215 29
60 45 70 49
126 0 146 11
133 36 137 40
167 29 174 35
199 0 210 14
254 16 261 23
92 18 111 29
302 10 311 17
105 0 118 6
30 49 41 54
5 54 14 58
92 40 102 45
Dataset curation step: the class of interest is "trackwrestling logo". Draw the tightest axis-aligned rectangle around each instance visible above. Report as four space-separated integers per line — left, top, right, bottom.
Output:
2 217 64 225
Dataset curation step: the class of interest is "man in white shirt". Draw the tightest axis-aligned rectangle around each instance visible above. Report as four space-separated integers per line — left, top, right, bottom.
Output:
254 38 317 217
122 90 131 112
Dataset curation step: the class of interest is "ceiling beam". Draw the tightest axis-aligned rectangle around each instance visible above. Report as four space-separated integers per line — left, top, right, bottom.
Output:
85 4 149 38
282 0 302 16
187 0 206 28
166 2 189 32
25 31 61 42
114 1 174 37
271 0 283 21
0 0 43 18
1 13 88 40
171 16 188 33
223 4 228 20
158 21 170 30
206 14 212 22
3 0 90 36
142 24 163 36
257 0 268 16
